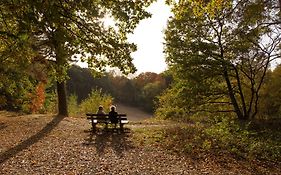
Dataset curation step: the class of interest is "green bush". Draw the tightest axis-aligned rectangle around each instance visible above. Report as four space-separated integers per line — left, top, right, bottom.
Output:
204 117 281 161
68 94 79 117
79 89 113 114
44 91 57 114
132 116 281 162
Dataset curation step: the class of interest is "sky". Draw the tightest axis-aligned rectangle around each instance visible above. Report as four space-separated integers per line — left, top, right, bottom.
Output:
128 1 172 74
77 1 172 75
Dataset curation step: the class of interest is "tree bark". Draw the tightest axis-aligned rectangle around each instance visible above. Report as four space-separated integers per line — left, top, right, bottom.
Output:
57 81 68 116
223 67 245 120
53 26 68 117
233 65 248 119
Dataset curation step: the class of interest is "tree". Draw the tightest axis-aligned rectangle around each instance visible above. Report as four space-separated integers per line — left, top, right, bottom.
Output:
133 72 167 112
141 81 165 112
163 0 281 120
0 0 155 116
259 65 281 118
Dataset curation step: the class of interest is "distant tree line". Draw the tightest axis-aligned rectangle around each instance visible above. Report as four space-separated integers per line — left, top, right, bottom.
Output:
0 64 171 114
67 65 172 113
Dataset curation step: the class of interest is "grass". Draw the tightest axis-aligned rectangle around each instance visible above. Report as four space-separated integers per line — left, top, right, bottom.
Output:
130 118 281 163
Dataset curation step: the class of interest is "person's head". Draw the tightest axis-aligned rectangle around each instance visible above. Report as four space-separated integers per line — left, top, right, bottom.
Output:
110 105 116 111
98 106 103 110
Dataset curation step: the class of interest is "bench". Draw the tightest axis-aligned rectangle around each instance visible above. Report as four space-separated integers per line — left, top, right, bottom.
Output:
86 113 128 131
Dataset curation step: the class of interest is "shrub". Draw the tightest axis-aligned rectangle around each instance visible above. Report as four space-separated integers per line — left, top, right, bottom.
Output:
44 91 57 114
68 94 79 117
204 117 281 161
79 89 113 114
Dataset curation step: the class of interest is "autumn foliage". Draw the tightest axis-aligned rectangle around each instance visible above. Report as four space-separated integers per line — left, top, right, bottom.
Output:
30 82 46 113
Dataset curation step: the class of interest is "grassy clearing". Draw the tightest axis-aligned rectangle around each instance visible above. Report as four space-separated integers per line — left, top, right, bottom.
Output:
130 118 281 163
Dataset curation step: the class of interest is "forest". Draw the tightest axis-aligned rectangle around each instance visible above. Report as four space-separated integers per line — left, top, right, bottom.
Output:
1 0 281 174
66 65 171 113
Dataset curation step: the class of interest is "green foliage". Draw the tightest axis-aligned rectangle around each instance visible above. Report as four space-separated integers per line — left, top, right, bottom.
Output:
79 89 113 115
155 83 187 120
160 0 281 120
67 66 169 113
68 94 79 117
1 0 155 76
204 118 281 161
0 68 36 111
43 80 58 114
132 72 168 112
44 91 58 114
259 65 281 119
134 118 281 162
140 82 162 112
35 87 113 116
1 0 155 115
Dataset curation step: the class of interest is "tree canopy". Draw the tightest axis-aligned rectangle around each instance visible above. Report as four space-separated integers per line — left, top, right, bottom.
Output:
0 0 155 115
159 0 281 120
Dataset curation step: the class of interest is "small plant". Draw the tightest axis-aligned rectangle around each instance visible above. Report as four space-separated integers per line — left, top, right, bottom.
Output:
68 94 79 117
79 89 113 114
44 91 57 114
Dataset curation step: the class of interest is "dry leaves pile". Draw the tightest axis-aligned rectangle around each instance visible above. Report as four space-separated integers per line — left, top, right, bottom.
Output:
0 111 280 175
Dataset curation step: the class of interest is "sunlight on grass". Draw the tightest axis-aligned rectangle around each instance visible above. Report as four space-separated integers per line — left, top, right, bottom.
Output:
130 118 281 162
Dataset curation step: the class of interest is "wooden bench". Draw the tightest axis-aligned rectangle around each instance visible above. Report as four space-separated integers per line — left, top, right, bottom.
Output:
86 113 128 131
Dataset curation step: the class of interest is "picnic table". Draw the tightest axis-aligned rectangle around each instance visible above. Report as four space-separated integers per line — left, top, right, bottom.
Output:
86 113 128 131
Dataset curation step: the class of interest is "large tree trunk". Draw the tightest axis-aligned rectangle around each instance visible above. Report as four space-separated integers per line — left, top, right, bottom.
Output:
57 81 68 116
53 26 68 117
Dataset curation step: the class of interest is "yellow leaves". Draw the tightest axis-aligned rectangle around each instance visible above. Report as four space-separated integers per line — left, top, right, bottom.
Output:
192 0 232 17
171 0 232 19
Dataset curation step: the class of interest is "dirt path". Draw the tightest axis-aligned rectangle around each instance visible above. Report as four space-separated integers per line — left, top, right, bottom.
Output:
114 103 153 121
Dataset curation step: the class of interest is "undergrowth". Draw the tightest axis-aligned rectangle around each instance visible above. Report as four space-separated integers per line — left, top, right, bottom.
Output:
68 89 113 117
132 118 281 163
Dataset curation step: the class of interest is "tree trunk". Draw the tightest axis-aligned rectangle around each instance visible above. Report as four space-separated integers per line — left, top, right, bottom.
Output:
53 27 68 117
233 65 248 118
57 81 68 116
223 67 246 120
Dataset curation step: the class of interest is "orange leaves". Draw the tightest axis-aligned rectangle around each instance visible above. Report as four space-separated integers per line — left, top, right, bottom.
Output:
30 82 46 113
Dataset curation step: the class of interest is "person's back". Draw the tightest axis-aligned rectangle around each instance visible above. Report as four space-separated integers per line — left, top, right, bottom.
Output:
97 106 105 115
109 106 118 127
97 105 108 128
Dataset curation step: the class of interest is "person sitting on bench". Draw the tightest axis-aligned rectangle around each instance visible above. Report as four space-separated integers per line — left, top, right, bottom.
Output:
109 105 118 128
97 105 105 115
97 105 108 128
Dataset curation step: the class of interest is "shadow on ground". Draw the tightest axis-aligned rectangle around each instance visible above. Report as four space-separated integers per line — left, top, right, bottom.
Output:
0 115 66 164
0 122 7 130
83 127 135 158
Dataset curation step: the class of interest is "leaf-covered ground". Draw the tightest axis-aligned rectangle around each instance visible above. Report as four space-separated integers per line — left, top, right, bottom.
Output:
0 111 280 175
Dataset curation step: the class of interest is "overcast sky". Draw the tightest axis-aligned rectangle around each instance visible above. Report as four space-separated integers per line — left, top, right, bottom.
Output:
128 0 172 74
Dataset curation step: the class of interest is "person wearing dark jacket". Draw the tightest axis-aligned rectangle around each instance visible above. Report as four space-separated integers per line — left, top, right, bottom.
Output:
109 105 118 128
